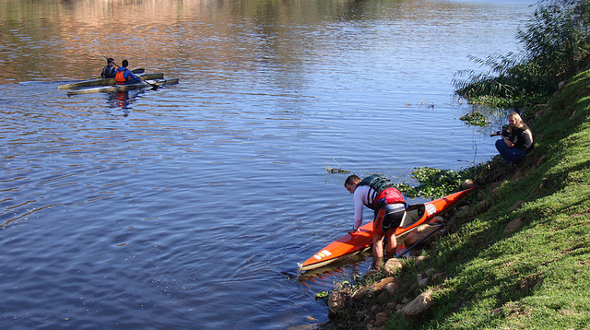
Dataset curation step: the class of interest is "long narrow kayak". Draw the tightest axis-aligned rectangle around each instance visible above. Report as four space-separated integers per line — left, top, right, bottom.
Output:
66 78 179 96
298 188 474 272
58 73 164 90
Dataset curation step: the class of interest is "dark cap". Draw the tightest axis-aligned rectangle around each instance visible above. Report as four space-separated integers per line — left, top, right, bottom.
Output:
107 57 115 63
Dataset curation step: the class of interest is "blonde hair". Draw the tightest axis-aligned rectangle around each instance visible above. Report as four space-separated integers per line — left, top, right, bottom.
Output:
508 112 530 132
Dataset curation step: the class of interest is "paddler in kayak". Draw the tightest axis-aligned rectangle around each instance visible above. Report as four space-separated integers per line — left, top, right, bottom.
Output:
114 60 142 85
100 57 117 78
344 174 407 270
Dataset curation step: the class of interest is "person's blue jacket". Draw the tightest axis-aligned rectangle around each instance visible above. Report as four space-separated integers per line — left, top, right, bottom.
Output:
114 67 141 85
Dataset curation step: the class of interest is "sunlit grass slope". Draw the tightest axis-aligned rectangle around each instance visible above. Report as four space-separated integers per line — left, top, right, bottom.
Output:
415 67 590 329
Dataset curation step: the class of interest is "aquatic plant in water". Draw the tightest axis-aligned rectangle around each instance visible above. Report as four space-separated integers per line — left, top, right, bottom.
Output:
460 111 490 126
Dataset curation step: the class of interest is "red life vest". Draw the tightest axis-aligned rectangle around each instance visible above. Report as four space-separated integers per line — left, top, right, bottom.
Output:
115 69 127 85
374 187 406 208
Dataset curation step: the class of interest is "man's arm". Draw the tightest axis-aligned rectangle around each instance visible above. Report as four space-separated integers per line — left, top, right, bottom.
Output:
349 188 365 232
126 70 141 83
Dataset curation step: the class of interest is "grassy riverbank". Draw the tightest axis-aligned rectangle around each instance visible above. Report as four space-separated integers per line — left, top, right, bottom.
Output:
323 67 590 329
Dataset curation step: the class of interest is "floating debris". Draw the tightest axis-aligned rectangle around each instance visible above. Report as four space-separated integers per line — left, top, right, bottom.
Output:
325 159 350 174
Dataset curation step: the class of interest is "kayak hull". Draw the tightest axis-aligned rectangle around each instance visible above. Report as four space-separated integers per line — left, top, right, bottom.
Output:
66 78 179 95
298 188 474 272
58 73 164 90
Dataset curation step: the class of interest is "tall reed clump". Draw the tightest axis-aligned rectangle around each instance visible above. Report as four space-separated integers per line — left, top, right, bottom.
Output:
453 0 590 109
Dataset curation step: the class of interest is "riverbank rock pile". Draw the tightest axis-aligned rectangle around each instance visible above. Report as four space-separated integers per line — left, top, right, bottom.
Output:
326 214 457 329
327 256 450 329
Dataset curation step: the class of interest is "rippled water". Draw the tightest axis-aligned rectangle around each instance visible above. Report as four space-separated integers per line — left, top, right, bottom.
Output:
1 0 534 328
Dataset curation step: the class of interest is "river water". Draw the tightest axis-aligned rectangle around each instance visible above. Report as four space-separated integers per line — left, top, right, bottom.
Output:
1 0 534 328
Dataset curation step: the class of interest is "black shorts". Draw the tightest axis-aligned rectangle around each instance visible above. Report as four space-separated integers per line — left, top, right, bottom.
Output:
373 203 406 234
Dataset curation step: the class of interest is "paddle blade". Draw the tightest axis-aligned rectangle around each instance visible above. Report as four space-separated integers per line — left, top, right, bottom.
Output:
143 79 158 90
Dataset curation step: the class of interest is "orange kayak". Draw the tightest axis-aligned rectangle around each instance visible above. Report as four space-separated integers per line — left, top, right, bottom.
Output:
298 188 474 272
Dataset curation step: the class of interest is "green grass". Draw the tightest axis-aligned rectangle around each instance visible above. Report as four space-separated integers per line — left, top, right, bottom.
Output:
324 67 590 330
407 68 590 329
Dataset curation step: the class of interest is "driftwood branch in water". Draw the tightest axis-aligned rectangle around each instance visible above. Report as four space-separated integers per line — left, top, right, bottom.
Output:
325 159 350 174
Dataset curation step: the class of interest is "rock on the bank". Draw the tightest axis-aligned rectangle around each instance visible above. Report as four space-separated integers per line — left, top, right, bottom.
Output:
404 224 443 245
400 289 434 320
328 290 348 316
384 258 403 274
504 217 523 235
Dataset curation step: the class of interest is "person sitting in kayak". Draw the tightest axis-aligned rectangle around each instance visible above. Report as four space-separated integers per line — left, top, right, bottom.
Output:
494 112 534 165
344 174 407 270
114 60 141 85
101 57 117 78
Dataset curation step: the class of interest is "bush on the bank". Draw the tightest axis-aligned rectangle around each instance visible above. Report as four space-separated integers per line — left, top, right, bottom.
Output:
453 0 590 108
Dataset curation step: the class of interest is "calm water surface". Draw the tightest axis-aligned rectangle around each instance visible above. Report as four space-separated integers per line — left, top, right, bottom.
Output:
1 0 534 328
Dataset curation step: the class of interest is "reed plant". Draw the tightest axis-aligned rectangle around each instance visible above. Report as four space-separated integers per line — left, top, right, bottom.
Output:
453 0 590 109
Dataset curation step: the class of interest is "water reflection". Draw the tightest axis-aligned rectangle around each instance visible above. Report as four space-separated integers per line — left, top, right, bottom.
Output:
297 252 371 286
1 0 531 86
106 90 143 114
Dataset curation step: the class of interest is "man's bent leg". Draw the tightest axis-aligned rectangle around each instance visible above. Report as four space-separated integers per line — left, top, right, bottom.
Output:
372 209 386 270
384 211 405 258
372 235 384 270
385 228 397 259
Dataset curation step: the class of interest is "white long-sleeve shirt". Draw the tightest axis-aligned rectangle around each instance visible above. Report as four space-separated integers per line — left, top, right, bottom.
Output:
352 185 374 230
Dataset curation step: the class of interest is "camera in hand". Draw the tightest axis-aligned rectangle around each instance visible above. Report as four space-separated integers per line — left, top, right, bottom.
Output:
490 128 509 137
490 130 502 137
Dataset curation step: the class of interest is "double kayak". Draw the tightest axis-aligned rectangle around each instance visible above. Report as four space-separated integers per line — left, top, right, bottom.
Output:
58 72 163 90
66 78 179 96
298 188 474 272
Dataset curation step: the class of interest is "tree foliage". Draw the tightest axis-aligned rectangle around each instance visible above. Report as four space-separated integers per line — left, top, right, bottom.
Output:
454 0 590 108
